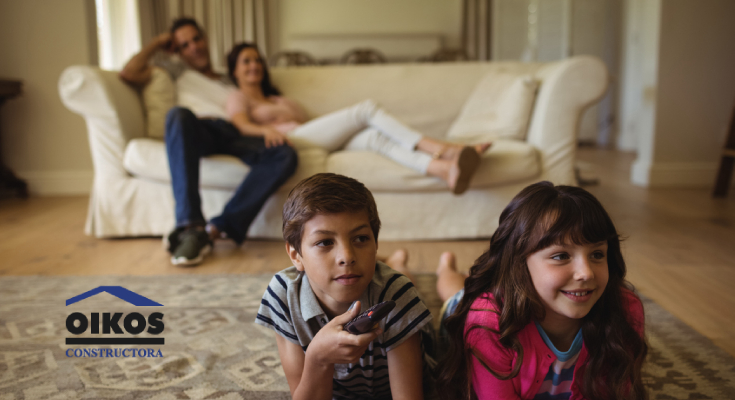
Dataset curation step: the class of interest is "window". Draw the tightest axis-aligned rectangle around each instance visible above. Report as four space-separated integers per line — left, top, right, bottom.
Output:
95 0 142 70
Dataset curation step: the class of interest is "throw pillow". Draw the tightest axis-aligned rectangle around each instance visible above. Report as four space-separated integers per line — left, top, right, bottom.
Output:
447 72 539 142
141 67 176 140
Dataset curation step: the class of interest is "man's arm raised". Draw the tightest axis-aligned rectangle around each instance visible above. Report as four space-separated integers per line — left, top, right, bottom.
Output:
119 32 172 86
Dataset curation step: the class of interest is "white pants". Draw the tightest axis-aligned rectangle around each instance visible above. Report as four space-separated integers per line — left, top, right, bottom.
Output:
289 100 432 174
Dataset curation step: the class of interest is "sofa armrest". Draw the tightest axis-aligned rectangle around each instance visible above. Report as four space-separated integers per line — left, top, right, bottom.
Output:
59 66 146 178
527 56 608 184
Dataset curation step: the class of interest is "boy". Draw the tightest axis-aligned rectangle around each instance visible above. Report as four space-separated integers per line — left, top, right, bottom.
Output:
255 173 434 400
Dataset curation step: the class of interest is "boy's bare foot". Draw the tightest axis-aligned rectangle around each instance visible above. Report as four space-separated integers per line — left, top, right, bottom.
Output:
436 251 467 302
385 248 414 282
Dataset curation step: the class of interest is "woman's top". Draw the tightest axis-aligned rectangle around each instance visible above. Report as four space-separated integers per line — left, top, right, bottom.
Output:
464 289 645 400
226 90 307 133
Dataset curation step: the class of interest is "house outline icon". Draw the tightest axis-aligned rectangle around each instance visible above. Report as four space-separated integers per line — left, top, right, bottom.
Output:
65 286 163 306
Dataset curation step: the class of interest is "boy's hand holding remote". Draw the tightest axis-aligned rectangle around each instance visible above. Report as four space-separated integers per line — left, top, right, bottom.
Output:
307 301 382 366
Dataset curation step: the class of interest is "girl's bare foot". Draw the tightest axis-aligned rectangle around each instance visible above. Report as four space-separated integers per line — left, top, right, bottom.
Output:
436 251 467 302
436 251 457 276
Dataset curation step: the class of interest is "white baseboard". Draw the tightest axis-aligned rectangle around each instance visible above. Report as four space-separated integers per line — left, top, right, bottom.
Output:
631 160 719 188
17 170 93 196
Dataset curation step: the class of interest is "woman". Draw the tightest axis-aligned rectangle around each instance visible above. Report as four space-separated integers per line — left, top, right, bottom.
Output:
225 42 490 195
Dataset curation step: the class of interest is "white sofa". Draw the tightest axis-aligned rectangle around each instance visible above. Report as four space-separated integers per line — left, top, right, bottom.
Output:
59 56 607 240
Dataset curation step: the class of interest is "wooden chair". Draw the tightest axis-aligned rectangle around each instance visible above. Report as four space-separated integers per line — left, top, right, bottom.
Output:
418 48 469 63
713 99 735 197
269 51 318 67
340 48 387 64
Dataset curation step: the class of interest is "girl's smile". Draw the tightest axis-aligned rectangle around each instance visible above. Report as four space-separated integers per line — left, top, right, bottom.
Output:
527 241 609 337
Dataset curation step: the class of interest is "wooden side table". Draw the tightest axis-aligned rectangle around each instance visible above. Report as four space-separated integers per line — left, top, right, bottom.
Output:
713 98 735 197
0 79 28 198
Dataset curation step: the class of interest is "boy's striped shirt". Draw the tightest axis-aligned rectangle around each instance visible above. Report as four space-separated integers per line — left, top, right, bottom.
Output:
255 262 435 399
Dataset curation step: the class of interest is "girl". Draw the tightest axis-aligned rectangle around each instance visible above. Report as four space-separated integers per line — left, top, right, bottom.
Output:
435 181 648 400
225 42 491 195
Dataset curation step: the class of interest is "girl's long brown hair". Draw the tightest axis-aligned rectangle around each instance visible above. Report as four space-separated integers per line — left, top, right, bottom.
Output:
435 181 647 400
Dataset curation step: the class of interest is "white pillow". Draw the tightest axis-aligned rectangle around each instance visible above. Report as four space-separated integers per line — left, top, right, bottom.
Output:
447 73 539 142
141 67 176 140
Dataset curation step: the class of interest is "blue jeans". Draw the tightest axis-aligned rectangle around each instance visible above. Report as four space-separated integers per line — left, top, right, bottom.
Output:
165 107 298 244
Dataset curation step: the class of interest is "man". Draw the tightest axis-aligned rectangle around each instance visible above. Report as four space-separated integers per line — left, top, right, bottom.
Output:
120 18 298 266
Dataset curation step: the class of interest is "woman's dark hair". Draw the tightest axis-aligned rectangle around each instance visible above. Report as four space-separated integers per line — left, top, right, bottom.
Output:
226 42 281 96
435 181 648 400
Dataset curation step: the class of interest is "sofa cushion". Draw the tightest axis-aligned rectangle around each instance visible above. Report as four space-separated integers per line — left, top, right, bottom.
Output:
141 67 176 140
327 139 539 192
123 138 327 189
447 73 539 142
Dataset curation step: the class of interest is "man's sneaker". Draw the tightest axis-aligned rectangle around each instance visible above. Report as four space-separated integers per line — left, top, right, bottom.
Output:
170 229 212 266
164 226 187 253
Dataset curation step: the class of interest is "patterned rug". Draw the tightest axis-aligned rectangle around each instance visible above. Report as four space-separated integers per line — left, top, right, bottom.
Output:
1 274 734 400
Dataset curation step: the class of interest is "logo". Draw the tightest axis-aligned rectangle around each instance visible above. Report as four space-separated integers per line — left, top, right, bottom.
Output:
65 286 165 357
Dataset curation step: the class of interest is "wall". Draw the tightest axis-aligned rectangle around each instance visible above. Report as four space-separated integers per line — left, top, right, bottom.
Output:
629 0 735 187
277 0 462 61
492 0 619 144
617 0 661 154
0 0 97 195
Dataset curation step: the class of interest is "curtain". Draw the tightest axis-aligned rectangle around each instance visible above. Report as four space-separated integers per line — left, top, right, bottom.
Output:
462 0 492 61
137 0 276 72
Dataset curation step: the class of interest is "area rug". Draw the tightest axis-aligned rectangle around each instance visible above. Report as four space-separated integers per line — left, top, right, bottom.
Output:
1 274 734 399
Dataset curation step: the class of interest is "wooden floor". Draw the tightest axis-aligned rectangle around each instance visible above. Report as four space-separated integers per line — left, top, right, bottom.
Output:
1 147 735 358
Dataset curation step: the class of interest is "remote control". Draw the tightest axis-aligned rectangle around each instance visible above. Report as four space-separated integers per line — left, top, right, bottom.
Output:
343 301 396 334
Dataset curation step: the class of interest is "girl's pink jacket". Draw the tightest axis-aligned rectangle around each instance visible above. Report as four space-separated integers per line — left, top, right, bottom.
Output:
465 290 645 400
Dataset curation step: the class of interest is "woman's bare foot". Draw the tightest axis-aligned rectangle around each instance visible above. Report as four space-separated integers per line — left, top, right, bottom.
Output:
437 142 492 160
426 146 480 195
385 248 414 282
436 251 467 302
416 137 492 160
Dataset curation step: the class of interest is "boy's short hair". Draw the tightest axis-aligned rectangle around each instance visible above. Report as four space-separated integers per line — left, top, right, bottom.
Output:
283 173 381 254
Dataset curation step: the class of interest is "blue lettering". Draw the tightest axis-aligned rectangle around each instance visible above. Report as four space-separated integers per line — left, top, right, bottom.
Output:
106 349 113 357
66 349 73 357
114 349 121 357
137 349 146 357
155 349 162 357
147 349 154 357
123 349 130 357
74 349 82 357
83 349 91 357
